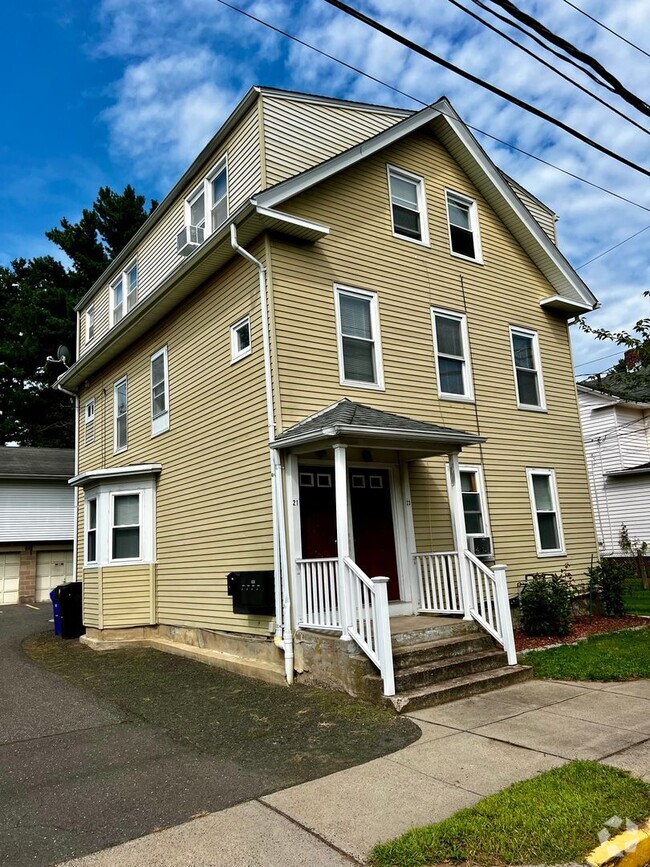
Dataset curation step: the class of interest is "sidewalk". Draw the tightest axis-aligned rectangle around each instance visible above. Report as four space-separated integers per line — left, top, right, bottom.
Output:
59 679 650 866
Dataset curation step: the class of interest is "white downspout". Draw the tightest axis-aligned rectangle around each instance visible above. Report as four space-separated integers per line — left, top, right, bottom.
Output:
56 378 78 584
230 224 293 684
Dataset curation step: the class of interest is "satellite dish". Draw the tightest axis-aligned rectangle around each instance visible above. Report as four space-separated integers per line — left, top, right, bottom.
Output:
56 345 71 366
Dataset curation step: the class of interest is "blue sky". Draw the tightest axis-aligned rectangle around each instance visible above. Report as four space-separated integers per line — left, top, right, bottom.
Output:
2 0 649 373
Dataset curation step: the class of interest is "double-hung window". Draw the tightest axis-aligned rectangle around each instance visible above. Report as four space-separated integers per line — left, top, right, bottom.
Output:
85 399 95 446
86 306 95 343
114 377 127 453
335 285 383 388
183 157 228 246
527 469 564 556
187 185 206 243
231 316 251 363
86 498 97 564
111 262 138 324
510 326 545 410
111 493 141 561
209 163 228 231
459 468 487 537
387 166 428 244
446 191 481 262
151 347 170 435
431 308 473 400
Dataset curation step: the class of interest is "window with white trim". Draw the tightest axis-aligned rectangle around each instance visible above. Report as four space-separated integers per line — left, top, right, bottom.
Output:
431 308 473 399
183 158 228 244
231 316 251 362
86 305 95 343
86 497 97 564
446 191 481 261
151 347 170 435
111 261 138 324
459 467 488 538
527 468 564 556
85 399 95 446
510 326 545 410
335 285 383 388
111 492 140 561
114 378 127 453
81 476 156 566
387 166 428 244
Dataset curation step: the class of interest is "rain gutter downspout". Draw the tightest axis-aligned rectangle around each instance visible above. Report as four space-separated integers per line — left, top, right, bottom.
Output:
55 375 79 584
230 224 293 684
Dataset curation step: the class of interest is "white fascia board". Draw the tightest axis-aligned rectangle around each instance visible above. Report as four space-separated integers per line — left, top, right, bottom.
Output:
254 206 330 237
253 105 442 210
70 464 162 487
540 294 593 315
271 425 485 450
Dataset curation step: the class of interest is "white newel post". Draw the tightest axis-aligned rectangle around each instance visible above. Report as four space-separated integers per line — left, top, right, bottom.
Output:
449 452 473 620
334 443 352 638
493 564 517 665
372 575 396 696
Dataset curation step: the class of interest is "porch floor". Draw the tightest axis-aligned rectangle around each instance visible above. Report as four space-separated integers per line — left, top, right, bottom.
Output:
389 614 463 634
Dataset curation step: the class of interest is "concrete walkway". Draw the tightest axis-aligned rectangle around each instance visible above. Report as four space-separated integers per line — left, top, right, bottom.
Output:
59 678 650 867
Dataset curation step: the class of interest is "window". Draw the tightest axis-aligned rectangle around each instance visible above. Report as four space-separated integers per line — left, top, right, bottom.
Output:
230 316 251 362
111 262 138 324
335 285 384 388
85 399 95 446
151 347 170 435
387 166 428 244
86 306 95 343
111 493 140 560
527 469 564 556
183 158 228 244
86 498 97 564
431 308 473 400
209 164 228 231
187 185 206 237
114 378 127 453
446 191 481 261
510 326 545 410
459 468 488 537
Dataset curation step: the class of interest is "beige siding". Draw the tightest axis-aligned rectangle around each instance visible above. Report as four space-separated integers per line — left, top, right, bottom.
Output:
82 567 100 627
79 103 262 354
262 94 406 187
505 178 557 244
77 243 274 634
268 128 598 591
102 564 153 627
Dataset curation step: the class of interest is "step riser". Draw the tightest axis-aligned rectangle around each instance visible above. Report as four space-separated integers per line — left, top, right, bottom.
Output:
394 652 508 691
391 619 481 648
393 635 495 670
386 666 533 713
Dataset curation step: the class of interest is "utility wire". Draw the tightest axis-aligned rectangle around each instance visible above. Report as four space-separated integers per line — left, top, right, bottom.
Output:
560 0 650 62
322 0 650 179
576 225 650 269
574 350 625 369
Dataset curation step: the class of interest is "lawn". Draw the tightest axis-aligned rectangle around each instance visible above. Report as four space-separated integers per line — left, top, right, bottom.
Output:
522 627 650 681
626 578 650 615
24 632 419 788
369 761 650 867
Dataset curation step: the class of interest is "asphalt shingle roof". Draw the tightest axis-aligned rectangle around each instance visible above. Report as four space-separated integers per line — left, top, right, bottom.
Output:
0 447 75 480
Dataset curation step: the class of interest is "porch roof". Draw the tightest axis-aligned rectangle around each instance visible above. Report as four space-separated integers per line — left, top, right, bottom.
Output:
271 399 485 453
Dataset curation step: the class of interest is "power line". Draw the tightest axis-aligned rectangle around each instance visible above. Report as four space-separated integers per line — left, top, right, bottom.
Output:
560 0 650 63
322 0 650 179
576 225 650 269
213 0 650 215
574 350 624 369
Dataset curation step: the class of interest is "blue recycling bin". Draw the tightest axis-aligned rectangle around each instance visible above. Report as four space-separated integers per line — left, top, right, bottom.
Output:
50 586 62 636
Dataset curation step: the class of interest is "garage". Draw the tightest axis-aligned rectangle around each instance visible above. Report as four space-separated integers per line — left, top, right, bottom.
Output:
0 553 20 605
35 550 73 603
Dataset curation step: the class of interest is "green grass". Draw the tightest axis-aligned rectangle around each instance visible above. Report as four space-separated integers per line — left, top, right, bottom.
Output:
626 578 650 615
522 627 650 681
369 761 650 867
23 631 419 789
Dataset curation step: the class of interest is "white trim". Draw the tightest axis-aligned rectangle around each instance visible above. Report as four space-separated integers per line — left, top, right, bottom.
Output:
510 325 547 411
110 490 142 564
526 467 566 557
70 464 162 487
446 463 492 545
431 307 475 401
111 260 138 326
334 284 385 390
386 164 430 246
230 315 252 363
254 206 330 237
445 189 483 264
84 398 96 446
113 376 128 454
184 155 228 242
85 495 98 567
86 305 95 343
80 476 156 567
150 346 170 436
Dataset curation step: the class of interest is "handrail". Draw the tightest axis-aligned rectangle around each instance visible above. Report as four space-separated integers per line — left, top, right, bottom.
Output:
464 550 517 665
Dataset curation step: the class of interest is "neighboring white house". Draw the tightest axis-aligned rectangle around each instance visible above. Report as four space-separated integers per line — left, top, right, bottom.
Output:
0 447 75 604
577 384 650 556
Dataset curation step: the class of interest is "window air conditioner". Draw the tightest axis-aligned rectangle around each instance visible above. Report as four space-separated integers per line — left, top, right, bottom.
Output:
469 535 494 561
176 225 205 256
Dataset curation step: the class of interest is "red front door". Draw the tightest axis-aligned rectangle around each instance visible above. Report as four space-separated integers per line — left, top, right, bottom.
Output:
299 466 401 601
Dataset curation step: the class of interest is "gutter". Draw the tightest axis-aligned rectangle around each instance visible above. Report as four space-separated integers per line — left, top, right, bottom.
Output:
230 224 294 685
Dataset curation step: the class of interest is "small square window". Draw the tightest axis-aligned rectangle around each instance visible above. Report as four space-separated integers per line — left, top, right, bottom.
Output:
316 474 332 488
231 316 251 362
351 475 366 488
299 473 314 487
369 475 383 489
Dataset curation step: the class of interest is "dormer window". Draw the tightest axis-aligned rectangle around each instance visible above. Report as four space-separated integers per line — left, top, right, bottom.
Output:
111 261 138 325
179 158 228 255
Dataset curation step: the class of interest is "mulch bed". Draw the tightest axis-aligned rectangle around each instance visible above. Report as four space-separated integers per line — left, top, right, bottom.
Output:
515 614 649 651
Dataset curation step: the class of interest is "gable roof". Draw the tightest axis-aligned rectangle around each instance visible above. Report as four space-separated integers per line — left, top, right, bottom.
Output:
254 97 596 314
578 377 650 407
0 447 75 480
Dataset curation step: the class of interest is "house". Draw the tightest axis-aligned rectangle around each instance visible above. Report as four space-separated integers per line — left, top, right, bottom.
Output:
0 447 75 604
578 381 650 556
56 87 599 708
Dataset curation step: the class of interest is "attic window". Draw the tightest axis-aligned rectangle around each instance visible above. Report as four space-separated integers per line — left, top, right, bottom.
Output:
446 191 482 262
387 166 428 244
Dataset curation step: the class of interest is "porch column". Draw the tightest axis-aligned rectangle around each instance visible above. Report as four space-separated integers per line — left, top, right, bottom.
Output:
449 451 473 620
333 443 352 638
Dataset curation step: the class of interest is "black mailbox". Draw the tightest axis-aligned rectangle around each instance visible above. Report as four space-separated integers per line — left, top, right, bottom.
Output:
227 571 275 616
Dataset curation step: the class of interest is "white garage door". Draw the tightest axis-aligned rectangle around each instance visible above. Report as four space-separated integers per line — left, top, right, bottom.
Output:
36 550 73 602
0 553 20 605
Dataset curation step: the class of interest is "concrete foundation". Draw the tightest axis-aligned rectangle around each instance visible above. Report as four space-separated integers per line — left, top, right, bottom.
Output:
293 629 380 702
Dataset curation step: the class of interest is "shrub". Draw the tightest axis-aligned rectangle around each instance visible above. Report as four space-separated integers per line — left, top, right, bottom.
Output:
519 568 574 636
587 559 631 617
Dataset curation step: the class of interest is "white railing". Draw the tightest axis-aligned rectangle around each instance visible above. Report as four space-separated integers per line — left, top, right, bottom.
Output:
464 550 517 665
342 557 395 696
414 551 464 614
296 557 341 631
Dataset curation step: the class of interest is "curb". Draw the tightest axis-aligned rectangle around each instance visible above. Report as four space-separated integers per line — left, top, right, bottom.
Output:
586 818 650 867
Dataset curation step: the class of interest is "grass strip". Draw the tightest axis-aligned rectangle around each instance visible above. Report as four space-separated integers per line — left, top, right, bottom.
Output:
522 627 650 681
370 761 650 867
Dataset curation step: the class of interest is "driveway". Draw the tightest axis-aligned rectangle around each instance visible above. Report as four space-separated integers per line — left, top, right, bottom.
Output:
0 605 275 867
